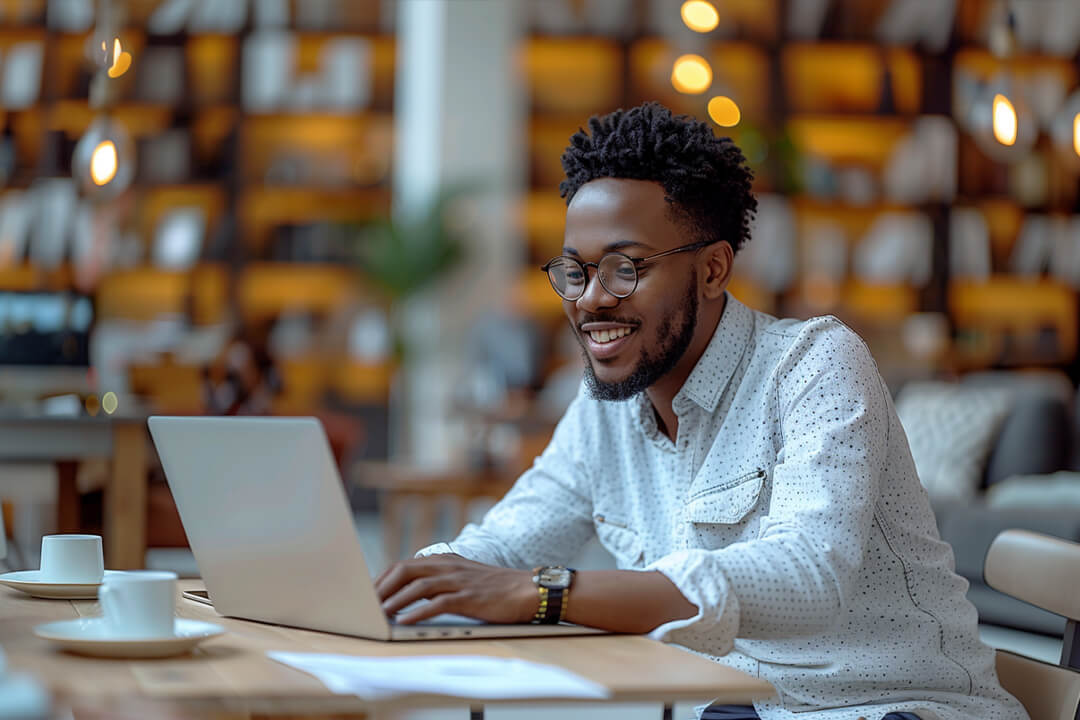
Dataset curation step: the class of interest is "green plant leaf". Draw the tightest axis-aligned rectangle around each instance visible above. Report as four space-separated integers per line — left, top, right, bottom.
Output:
353 183 478 301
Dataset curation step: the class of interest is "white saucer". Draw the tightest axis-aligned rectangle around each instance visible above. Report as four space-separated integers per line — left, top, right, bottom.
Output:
0 570 127 599
34 617 226 658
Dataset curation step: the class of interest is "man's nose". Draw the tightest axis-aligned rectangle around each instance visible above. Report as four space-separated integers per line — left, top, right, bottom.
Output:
575 267 619 313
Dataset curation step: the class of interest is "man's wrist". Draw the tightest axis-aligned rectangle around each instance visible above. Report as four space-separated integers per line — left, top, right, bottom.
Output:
521 570 542 623
530 566 576 624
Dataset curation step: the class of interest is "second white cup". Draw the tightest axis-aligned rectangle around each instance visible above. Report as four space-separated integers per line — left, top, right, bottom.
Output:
39 534 104 584
98 571 178 639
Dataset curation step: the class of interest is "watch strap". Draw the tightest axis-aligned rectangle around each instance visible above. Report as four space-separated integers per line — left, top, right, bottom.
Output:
531 586 564 624
532 586 548 623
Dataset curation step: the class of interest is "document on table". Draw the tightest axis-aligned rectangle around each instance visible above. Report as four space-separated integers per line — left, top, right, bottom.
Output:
268 652 611 700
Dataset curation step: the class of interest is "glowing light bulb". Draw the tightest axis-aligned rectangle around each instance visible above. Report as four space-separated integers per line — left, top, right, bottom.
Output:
1050 89 1080 166
681 0 719 33
1072 114 1080 158
107 38 132 78
90 140 118 186
671 54 712 95
73 117 135 198
992 94 1017 146
707 96 741 127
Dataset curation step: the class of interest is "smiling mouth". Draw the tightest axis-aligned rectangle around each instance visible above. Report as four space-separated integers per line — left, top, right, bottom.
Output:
587 327 636 344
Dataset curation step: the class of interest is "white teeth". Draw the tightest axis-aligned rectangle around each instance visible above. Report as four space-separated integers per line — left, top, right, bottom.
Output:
588 327 634 344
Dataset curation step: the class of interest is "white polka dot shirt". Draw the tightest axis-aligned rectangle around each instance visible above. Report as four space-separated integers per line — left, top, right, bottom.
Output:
419 295 1028 720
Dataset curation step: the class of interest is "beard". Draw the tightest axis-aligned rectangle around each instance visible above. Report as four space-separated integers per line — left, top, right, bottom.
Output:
580 272 699 402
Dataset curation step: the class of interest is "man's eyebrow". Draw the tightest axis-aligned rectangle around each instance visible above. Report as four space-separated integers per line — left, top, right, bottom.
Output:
561 240 655 256
604 240 655 253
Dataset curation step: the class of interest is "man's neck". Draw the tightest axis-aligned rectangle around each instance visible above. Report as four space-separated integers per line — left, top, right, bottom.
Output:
645 295 726 442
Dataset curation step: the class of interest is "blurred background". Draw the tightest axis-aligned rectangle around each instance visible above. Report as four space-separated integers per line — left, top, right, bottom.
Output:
2 0 1080 648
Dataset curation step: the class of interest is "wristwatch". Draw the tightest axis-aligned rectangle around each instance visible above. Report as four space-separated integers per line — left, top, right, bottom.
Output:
531 566 575 624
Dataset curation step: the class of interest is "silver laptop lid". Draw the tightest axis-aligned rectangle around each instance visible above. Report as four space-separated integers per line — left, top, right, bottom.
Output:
148 416 391 640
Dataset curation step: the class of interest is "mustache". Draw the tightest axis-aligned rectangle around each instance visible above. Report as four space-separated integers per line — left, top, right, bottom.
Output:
575 314 641 332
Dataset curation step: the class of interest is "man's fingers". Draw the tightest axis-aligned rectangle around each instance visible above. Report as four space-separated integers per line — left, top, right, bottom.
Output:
374 562 409 601
375 559 435 600
374 561 400 590
394 591 470 625
375 557 470 600
382 574 462 616
376 556 445 589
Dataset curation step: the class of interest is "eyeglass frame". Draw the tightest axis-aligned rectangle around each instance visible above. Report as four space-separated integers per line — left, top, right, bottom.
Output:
539 239 717 301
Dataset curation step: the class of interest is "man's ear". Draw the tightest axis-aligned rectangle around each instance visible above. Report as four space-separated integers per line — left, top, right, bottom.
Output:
701 242 733 300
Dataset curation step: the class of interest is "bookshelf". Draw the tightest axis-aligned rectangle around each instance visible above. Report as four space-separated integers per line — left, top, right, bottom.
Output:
518 0 1080 391
0 2 397 437
2 0 1080 420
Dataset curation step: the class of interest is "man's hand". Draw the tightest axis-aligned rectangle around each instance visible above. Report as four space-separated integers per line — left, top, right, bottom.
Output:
375 555 537 625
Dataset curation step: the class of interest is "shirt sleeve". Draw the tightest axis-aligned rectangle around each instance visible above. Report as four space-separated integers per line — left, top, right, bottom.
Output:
646 319 888 654
415 387 597 569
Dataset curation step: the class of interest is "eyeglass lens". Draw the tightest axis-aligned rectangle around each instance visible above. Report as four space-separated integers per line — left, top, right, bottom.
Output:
546 255 637 300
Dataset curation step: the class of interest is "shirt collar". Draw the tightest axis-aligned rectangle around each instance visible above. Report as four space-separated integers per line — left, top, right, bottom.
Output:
674 292 754 414
629 292 754 425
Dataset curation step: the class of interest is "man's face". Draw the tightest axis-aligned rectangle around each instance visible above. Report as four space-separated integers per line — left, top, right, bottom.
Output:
562 178 700 401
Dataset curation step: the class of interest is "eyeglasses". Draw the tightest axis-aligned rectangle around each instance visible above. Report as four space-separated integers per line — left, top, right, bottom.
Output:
540 240 714 302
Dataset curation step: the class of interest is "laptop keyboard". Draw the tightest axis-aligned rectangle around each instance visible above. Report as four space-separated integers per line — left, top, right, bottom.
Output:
390 600 486 627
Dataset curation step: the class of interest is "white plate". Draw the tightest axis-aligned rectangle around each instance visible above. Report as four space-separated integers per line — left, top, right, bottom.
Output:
34 617 225 658
0 570 127 599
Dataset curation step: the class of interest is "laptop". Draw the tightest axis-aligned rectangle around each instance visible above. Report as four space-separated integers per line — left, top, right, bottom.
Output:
148 416 606 641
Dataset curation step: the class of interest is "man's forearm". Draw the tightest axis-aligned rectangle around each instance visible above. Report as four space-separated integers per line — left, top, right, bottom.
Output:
376 556 699 631
562 570 698 633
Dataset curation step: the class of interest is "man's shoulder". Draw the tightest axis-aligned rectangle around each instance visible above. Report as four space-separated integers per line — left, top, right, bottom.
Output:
751 310 868 354
758 311 857 341
751 312 879 376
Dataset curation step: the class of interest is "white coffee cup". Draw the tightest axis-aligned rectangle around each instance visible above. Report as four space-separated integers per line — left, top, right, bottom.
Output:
38 534 104 584
98 571 178 639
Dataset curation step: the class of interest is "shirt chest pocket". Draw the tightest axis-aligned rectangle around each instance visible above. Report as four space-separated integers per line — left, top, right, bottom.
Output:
684 469 767 548
593 513 644 569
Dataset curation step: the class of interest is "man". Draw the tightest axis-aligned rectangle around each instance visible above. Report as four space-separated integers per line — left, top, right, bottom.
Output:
376 102 1026 720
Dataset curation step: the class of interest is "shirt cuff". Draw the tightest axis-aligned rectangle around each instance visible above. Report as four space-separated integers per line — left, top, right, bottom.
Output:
414 542 456 558
645 549 740 654
648 602 707 644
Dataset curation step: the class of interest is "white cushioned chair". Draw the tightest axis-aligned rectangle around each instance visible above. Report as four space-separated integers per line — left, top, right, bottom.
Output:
984 529 1080 720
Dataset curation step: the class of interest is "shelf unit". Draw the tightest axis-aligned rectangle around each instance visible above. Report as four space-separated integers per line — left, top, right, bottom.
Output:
0 5 397 427
3 0 1080 416
519 0 1080 387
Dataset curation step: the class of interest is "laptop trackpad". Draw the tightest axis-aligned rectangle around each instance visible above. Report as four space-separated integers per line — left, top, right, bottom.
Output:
418 613 485 626
394 600 485 626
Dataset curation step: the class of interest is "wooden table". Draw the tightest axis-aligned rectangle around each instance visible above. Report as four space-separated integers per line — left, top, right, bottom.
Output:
0 414 149 569
0 579 775 719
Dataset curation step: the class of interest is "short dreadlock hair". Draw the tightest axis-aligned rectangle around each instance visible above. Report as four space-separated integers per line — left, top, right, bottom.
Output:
559 101 757 254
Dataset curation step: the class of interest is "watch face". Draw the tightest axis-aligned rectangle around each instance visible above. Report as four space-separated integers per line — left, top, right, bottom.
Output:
538 567 572 589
